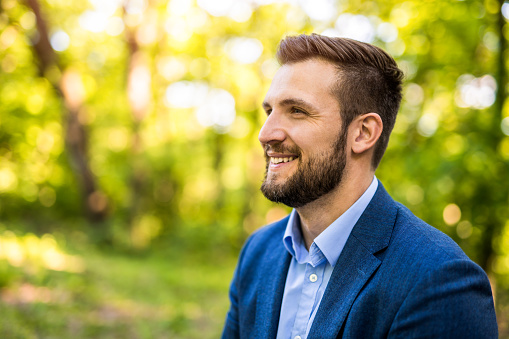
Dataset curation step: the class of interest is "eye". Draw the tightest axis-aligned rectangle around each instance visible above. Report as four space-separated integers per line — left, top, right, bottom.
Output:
264 108 272 116
291 107 307 115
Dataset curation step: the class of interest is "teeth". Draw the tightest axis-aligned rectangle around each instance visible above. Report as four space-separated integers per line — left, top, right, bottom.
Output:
271 156 295 164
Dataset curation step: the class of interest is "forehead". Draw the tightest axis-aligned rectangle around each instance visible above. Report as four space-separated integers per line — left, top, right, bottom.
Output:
264 59 339 108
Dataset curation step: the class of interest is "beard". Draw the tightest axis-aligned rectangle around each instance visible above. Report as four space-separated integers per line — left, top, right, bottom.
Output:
260 130 347 208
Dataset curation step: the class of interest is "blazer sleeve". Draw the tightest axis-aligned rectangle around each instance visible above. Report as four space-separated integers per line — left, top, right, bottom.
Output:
388 258 498 338
222 272 240 338
222 235 255 339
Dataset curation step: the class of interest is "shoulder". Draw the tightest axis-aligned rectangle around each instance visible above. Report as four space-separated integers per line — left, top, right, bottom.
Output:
354 182 468 266
367 187 491 292
371 202 497 336
390 202 469 264
386 204 498 336
379 201 493 305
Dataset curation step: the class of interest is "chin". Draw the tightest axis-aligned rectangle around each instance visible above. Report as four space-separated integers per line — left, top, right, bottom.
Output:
266 173 288 185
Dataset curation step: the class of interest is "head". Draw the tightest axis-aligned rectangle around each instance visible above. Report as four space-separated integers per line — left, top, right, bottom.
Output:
259 34 403 208
276 34 404 169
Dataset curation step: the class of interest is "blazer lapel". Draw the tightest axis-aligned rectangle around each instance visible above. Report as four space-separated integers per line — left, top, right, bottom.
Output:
308 182 398 339
255 222 292 339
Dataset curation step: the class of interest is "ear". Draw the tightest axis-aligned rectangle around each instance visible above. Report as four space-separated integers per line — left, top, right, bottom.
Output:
350 113 383 154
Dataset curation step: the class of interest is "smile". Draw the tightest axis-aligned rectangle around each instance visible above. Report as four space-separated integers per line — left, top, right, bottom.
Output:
270 156 296 164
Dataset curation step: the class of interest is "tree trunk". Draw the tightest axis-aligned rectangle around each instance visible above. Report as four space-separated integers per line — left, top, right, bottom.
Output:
23 0 108 222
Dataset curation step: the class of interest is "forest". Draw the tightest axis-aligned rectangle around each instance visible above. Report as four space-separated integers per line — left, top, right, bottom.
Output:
1 0 509 337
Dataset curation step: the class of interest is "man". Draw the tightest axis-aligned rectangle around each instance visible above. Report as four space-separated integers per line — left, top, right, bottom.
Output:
222 34 497 338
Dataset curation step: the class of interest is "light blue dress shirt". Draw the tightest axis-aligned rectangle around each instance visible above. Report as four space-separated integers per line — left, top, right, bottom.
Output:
276 177 378 339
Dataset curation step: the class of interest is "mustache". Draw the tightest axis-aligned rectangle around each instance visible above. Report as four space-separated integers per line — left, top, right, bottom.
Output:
263 143 301 158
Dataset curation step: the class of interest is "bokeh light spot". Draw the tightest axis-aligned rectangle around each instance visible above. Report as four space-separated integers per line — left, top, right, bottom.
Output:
26 93 45 115
225 37 263 64
299 0 336 22
334 14 375 43
39 186 56 207
455 74 496 109
457 221 473 239
21 183 39 202
0 167 18 192
406 185 424 205
108 128 130 152
501 117 509 136
20 11 36 30
404 83 424 106
228 2 253 22
128 62 151 116
195 88 236 131
165 81 209 108
50 30 71 52
377 22 398 42
157 56 187 82
164 17 193 42
106 16 125 36
443 203 461 225
50 30 70 52
136 21 158 45
168 0 193 16
36 131 55 154
61 70 86 110
390 7 410 27
89 0 122 16
502 3 509 20
444 134 465 156
0 26 17 48
79 11 108 33
87 191 108 213
125 0 147 15
131 214 162 249
498 137 509 160
417 113 438 137
197 0 234 17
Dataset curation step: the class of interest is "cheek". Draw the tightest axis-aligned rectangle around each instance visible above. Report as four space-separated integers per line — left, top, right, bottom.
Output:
296 128 340 151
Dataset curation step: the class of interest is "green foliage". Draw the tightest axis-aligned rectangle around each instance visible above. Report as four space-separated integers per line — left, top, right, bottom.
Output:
0 231 235 338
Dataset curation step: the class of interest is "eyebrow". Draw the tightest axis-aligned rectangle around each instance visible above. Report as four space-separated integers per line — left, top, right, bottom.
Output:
262 98 317 112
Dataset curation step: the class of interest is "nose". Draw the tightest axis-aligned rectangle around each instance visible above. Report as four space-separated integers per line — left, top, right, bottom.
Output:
258 111 286 146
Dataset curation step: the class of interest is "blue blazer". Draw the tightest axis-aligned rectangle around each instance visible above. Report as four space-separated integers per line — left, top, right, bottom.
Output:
222 183 498 338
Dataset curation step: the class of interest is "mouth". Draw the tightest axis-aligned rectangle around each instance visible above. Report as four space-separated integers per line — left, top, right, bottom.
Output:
270 156 297 164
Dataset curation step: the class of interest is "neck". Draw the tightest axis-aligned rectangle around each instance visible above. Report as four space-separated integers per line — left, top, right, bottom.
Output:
296 170 375 250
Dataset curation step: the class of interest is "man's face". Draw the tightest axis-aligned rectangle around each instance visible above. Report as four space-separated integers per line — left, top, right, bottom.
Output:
259 59 348 208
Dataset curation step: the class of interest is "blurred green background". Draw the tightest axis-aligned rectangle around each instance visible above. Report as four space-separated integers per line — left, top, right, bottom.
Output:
1 0 509 337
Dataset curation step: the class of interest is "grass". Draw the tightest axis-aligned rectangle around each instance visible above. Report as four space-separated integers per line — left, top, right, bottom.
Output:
0 236 237 339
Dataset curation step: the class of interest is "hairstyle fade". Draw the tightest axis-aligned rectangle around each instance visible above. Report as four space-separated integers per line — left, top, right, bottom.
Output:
276 33 404 169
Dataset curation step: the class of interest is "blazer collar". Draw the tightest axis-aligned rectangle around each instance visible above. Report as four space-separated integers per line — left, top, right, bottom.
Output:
350 181 396 254
308 181 398 339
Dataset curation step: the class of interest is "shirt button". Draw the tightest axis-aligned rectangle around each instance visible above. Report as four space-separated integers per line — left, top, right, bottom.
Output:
294 336 302 339
309 274 318 282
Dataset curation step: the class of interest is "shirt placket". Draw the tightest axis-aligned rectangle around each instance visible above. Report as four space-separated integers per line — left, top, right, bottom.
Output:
291 246 326 339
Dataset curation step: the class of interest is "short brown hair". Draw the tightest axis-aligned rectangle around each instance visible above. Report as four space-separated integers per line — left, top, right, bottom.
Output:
276 33 404 168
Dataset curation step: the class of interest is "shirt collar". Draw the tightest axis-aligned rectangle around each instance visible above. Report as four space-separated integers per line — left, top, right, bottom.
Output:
283 176 378 267
283 210 305 262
